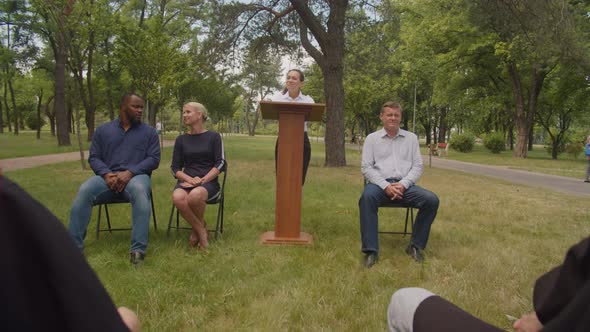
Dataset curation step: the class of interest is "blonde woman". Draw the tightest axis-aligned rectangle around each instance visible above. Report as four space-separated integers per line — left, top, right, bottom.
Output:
171 102 225 249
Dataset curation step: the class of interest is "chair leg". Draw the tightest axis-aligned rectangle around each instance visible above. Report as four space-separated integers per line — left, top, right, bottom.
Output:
104 205 113 233
220 198 224 234
96 205 103 239
403 207 410 236
214 200 222 240
150 191 157 231
410 208 414 233
167 204 175 237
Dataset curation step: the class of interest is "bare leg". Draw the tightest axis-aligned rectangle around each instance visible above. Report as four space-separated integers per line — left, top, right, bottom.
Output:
172 188 208 248
187 187 209 249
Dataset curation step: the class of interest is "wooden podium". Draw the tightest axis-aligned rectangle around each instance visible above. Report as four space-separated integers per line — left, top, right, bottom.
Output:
259 101 325 245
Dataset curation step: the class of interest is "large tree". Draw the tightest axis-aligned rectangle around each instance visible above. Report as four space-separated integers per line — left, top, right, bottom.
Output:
214 0 350 166
468 0 585 158
33 0 76 146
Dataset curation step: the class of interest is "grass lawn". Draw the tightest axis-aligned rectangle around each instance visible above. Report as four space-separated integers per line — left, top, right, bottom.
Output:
0 131 92 159
4 135 590 331
421 143 588 179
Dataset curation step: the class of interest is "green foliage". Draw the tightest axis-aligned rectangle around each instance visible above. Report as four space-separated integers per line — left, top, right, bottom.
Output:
544 136 569 157
449 133 475 152
565 143 583 160
25 113 45 130
483 132 505 153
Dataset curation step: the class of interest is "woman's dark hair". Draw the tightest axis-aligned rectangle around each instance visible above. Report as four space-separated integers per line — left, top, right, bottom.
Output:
282 69 305 94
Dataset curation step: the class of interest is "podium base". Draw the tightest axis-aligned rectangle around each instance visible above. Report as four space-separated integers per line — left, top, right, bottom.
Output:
260 231 313 246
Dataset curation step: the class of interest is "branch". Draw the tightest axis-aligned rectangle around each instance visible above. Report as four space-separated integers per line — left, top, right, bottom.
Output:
299 18 324 67
289 0 329 46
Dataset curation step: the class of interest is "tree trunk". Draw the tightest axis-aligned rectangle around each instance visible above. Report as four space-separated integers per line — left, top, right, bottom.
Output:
508 124 514 150
86 23 96 141
508 63 527 158
74 103 86 169
36 91 43 140
55 31 71 145
104 38 115 120
437 106 448 143
292 0 347 167
322 64 346 166
244 102 252 135
3 81 12 132
148 102 158 127
510 62 547 158
528 126 534 151
67 91 74 134
54 0 73 146
0 91 3 133
7 78 18 135
45 95 56 136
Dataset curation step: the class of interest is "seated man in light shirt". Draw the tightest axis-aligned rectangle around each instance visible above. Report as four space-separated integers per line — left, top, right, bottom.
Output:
359 101 439 268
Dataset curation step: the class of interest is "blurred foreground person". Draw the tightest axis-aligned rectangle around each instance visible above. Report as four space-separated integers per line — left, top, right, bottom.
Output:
0 175 140 331
388 236 590 332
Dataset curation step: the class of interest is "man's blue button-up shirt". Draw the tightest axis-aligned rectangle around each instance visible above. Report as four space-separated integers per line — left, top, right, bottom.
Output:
89 119 161 176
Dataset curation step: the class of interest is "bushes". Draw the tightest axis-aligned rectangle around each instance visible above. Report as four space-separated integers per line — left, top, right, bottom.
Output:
449 133 475 153
483 133 505 153
25 113 46 131
565 143 583 160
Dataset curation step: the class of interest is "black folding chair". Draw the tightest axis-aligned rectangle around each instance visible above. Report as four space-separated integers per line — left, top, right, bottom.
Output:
363 178 415 237
167 164 227 240
95 189 157 239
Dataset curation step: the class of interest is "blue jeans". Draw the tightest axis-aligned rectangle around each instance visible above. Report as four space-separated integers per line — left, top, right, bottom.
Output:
359 180 439 254
68 174 152 253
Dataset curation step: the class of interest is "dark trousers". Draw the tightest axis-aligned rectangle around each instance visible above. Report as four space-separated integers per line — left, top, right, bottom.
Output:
359 180 439 254
275 132 311 185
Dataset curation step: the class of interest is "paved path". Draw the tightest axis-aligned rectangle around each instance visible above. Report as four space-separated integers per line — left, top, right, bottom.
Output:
427 156 590 197
0 140 175 172
2 142 589 197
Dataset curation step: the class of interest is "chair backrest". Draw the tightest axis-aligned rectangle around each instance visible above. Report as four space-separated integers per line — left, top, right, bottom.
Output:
207 162 227 205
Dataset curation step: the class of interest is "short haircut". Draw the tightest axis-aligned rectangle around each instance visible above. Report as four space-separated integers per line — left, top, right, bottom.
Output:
119 93 143 109
184 101 208 121
381 101 402 114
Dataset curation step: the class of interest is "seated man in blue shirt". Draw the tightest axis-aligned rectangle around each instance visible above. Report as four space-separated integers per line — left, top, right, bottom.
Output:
69 93 160 265
359 101 439 268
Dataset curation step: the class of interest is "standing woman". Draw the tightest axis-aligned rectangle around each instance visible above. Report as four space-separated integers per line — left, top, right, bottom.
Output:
585 135 590 183
171 102 225 249
270 69 314 185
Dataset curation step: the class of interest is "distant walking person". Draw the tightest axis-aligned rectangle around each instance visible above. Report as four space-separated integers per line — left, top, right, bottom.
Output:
585 135 590 183
68 93 161 266
270 69 314 185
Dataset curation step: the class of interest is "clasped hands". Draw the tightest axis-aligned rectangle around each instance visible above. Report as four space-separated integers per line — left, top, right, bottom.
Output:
103 171 133 193
179 176 203 189
385 182 405 201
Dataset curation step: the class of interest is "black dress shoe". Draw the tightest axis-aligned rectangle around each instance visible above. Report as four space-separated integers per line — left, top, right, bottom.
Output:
405 244 424 263
130 251 145 266
364 252 378 268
